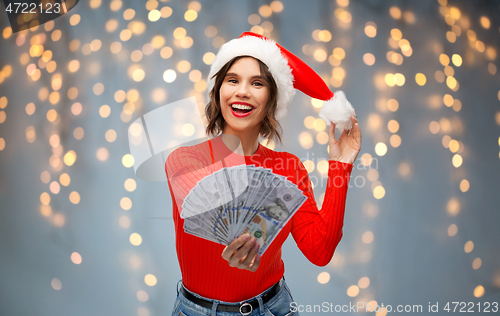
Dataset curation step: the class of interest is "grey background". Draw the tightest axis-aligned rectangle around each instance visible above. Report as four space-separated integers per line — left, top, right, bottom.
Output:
1 0 499 315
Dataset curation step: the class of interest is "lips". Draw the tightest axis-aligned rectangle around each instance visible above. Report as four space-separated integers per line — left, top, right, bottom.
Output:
230 102 255 117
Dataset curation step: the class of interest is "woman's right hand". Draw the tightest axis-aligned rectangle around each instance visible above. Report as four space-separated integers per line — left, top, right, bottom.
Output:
221 233 261 272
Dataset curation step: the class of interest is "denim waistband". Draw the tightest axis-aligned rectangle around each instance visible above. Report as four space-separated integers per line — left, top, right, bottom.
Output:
176 276 286 315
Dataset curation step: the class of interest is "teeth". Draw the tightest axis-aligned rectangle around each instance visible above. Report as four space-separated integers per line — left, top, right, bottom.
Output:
231 104 253 110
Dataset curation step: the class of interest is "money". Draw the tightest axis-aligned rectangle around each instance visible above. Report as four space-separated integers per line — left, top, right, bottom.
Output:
181 165 307 256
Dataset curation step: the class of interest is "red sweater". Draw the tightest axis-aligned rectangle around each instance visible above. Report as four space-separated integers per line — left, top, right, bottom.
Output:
165 135 353 302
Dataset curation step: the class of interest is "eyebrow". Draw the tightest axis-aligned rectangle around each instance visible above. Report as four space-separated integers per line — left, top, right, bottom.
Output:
225 73 264 79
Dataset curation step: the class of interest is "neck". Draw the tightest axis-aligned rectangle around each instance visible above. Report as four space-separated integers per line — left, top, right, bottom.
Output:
221 125 260 156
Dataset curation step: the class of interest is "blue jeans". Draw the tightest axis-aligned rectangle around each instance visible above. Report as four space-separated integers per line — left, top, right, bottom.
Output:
172 277 299 316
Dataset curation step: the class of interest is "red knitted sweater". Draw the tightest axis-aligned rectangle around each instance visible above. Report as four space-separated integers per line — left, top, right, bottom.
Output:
165 135 353 302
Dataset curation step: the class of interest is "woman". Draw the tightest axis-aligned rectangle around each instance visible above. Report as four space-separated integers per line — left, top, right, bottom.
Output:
166 32 361 316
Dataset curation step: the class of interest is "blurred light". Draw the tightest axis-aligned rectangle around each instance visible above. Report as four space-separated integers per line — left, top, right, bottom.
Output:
40 205 51 216
270 1 284 12
64 150 77 166
439 54 450 66
347 285 359 297
137 290 149 302
40 192 51 205
429 121 440 134
452 154 462 167
313 49 327 62
149 10 161 22
299 132 313 149
49 181 60 194
123 8 135 20
93 83 104 95
473 285 484 298
360 153 372 167
389 6 401 19
163 69 177 83
367 169 379 182
121 197 132 210
73 127 84 140
173 27 186 39
316 132 329 145
137 307 149 316
177 61 191 73
119 215 131 228
130 233 142 246
51 278 62 290
389 135 401 147
362 231 374 243
185 10 198 22
120 29 132 41
472 258 482 270
303 160 315 173
373 186 385 199
71 252 82 264
387 99 399 112
160 47 173 59
375 143 387 156
259 5 272 17
449 139 459 153
447 197 460 215
145 274 157 286
99 105 111 118
53 213 65 226
448 224 457 236
129 255 142 269
387 120 399 133
317 272 330 284
69 191 80 204
304 116 315 129
363 53 375 66
103 130 117 143
205 26 218 37
364 22 377 37
161 6 173 18
106 19 118 32
41 171 51 183
60 173 70 186
358 277 370 289
391 28 402 40
415 73 426 86
182 123 195 136
488 63 497 75
96 148 109 161
464 240 474 253
480 16 490 29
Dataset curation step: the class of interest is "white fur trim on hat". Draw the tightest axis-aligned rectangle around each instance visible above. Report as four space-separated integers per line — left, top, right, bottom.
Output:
207 36 296 120
318 91 355 132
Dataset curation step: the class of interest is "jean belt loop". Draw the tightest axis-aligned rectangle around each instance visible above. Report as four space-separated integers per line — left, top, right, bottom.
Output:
256 295 265 315
176 280 182 296
211 300 219 316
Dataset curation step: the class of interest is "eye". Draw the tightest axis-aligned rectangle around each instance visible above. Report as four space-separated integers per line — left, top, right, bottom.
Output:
227 78 238 84
253 81 264 86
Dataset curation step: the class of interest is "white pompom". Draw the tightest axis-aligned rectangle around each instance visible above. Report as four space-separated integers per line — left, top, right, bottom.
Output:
318 90 355 132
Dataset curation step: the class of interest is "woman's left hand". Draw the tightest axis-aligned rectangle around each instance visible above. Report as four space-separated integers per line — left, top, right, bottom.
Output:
328 114 362 164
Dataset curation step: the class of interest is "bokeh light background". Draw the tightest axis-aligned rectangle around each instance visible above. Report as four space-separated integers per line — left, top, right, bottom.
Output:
1 0 500 315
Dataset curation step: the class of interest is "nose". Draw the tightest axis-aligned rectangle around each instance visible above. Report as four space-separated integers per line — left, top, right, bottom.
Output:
235 82 251 98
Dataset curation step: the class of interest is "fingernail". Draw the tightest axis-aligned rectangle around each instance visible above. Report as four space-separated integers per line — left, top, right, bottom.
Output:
253 242 259 250
256 255 261 262
243 234 250 240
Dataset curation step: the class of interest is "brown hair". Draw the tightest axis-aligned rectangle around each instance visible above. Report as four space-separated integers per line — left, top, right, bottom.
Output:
205 56 282 145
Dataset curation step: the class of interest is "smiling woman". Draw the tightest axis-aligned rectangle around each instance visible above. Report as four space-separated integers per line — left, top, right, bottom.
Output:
166 31 361 316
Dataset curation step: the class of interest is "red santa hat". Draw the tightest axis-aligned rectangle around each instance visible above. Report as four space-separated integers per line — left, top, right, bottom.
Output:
207 31 355 131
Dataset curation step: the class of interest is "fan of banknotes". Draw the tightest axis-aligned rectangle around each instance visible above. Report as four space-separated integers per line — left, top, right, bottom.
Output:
180 165 308 255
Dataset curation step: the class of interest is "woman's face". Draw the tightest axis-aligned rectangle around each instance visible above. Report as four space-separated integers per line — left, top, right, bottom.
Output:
219 57 269 135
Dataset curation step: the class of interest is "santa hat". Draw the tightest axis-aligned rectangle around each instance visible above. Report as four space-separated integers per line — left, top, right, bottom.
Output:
207 31 355 131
